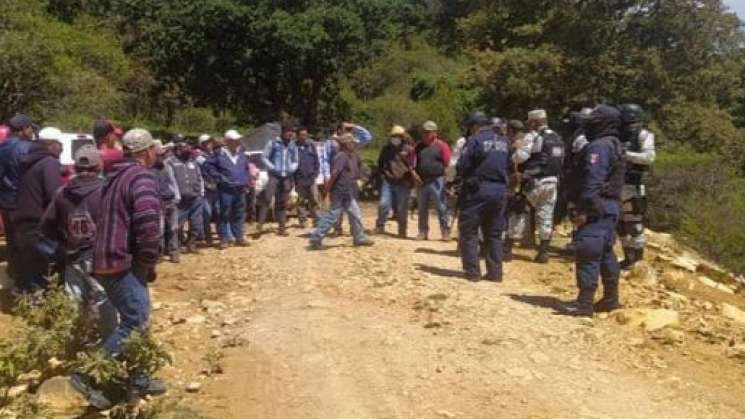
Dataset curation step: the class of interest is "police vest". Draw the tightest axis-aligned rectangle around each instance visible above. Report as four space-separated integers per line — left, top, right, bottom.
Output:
470 131 509 184
623 127 648 186
522 129 564 178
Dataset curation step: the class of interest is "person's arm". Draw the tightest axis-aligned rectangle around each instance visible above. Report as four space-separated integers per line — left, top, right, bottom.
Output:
195 163 205 197
625 130 656 166
262 141 276 172
579 141 612 217
439 140 452 167
311 146 321 179
327 153 347 191
352 125 373 147
40 194 63 244
289 144 299 175
165 164 180 204
42 160 64 208
130 172 162 271
512 132 535 165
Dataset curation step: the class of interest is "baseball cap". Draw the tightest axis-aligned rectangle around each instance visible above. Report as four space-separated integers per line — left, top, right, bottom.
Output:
122 128 155 153
528 109 547 120
224 130 241 141
38 127 63 142
9 114 32 131
74 144 102 169
198 134 212 144
422 120 438 131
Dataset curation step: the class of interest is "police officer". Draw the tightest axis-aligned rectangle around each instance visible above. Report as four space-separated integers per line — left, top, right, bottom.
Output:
506 109 565 263
618 104 656 270
456 111 510 282
562 105 626 317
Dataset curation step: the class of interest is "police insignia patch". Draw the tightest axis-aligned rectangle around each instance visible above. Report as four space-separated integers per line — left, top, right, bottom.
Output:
590 153 599 164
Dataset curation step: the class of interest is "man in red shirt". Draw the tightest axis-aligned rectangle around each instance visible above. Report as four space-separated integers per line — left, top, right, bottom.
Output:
93 120 124 174
415 120 452 241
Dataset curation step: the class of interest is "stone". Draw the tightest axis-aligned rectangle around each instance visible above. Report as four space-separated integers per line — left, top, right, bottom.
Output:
617 309 680 332
697 276 735 294
186 315 207 325
185 382 202 393
37 376 89 417
726 344 745 359
7 383 29 398
211 330 222 339
48 357 64 370
672 255 699 273
653 328 685 345
627 261 658 285
721 303 745 325
201 300 227 314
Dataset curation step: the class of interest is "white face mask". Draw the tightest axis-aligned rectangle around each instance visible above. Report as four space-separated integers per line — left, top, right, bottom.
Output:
390 137 402 147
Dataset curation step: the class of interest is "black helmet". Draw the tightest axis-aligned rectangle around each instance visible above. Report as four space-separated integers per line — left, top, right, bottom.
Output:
467 111 489 126
621 104 644 124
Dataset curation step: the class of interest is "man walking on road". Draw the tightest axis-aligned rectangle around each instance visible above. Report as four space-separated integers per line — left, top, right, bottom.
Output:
309 134 374 249
375 125 420 238
259 125 298 236
415 120 451 241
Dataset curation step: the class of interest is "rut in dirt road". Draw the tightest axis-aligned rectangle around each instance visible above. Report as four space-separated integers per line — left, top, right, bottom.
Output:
154 207 745 419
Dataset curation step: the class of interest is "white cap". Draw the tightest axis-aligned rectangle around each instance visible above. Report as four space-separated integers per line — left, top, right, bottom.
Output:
528 109 547 120
224 129 241 141
38 127 63 142
422 120 438 131
198 134 212 144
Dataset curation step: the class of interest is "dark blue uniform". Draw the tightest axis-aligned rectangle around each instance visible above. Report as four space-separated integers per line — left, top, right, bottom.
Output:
567 106 625 294
456 127 510 280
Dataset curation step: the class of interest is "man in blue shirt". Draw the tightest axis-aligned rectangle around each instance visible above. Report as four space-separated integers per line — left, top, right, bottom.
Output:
294 128 321 228
456 112 510 282
562 105 626 317
0 114 36 281
259 125 299 236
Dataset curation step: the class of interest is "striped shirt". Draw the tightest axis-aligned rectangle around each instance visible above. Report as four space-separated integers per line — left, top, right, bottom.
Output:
94 159 162 276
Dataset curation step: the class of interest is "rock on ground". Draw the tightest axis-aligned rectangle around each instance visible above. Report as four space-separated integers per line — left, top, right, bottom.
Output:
36 376 89 418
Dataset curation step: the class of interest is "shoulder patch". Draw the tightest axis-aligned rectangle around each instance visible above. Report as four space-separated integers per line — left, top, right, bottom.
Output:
590 153 599 165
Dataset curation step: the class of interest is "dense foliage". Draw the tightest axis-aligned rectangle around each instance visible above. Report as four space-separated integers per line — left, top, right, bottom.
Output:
3 0 745 271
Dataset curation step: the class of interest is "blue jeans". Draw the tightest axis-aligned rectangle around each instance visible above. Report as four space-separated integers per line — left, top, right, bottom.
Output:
417 177 449 235
162 203 179 253
575 208 620 291
219 188 247 242
311 194 367 244
203 190 219 242
101 271 151 356
459 182 507 279
376 179 411 235
178 197 205 241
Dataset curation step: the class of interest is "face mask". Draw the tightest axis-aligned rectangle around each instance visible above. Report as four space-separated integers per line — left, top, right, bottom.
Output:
391 137 402 147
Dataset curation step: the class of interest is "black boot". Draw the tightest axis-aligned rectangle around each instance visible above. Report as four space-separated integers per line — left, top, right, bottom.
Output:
503 238 514 262
560 288 596 317
594 282 621 313
534 240 550 264
620 247 639 270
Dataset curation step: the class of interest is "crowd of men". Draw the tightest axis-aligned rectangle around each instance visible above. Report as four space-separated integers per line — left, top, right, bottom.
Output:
0 102 654 408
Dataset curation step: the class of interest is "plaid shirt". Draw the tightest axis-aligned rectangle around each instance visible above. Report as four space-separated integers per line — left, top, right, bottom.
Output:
94 160 162 276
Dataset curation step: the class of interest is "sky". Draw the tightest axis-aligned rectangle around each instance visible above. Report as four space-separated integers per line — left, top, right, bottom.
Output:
726 0 745 19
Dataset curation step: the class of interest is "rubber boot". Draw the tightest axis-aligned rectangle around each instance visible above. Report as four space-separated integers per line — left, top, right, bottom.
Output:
594 282 621 313
534 240 550 264
620 247 634 270
561 288 596 317
503 238 514 262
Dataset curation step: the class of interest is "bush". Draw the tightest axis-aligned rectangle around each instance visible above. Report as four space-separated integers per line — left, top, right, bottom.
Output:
647 147 745 274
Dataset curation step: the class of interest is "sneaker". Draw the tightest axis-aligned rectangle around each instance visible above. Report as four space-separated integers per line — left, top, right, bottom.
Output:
219 241 230 250
169 252 180 263
416 232 427 241
308 240 323 250
298 220 308 229
186 241 200 254
374 226 385 235
131 377 167 399
353 238 375 247
70 372 112 410
465 273 481 282
482 274 503 283
235 239 250 247
277 229 290 237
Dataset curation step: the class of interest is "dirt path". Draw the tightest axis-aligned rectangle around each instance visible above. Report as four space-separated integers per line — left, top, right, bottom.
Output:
152 205 745 419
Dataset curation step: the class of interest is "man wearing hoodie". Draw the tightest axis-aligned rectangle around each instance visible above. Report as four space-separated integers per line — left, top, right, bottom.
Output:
0 114 36 281
88 128 166 405
259 125 299 236
14 127 64 292
41 145 117 337
562 105 626 317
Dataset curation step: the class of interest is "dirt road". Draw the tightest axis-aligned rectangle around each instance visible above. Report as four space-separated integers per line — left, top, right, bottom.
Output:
152 205 745 418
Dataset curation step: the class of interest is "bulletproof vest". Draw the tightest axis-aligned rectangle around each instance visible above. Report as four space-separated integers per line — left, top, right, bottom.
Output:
522 129 564 178
600 137 626 201
470 130 509 184
623 126 647 185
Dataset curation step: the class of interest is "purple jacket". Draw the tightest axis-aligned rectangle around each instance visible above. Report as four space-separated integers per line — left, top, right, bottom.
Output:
94 159 161 276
